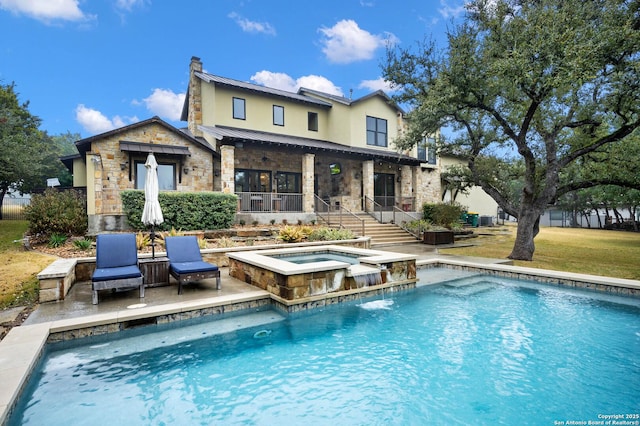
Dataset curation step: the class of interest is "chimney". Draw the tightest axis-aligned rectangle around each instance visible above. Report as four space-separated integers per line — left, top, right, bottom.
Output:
188 56 203 137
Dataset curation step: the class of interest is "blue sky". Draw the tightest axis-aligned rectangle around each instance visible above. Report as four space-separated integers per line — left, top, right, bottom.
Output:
0 0 465 138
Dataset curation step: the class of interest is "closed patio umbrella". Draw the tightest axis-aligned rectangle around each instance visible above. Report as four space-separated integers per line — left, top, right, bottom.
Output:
141 153 164 258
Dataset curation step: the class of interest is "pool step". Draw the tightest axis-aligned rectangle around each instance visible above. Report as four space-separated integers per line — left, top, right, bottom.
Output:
54 310 287 362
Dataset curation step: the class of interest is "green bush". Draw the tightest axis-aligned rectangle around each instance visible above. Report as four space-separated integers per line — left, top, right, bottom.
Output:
73 238 93 250
121 191 237 231
422 202 466 228
307 227 355 241
48 233 68 248
25 188 87 239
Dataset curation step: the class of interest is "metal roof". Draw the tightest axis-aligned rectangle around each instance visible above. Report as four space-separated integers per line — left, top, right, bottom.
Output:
199 125 421 165
120 141 191 156
194 72 333 108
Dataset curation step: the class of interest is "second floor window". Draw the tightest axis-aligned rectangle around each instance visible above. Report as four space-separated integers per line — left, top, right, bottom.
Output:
273 105 284 126
418 137 437 165
308 112 318 131
233 97 246 120
366 116 387 147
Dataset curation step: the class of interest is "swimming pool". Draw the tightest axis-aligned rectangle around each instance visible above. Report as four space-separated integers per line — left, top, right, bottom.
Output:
8 271 640 425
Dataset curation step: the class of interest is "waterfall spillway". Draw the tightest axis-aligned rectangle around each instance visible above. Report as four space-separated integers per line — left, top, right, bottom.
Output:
348 265 382 288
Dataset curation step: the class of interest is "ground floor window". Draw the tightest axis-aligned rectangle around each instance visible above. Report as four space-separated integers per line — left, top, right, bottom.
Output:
135 161 176 190
276 172 301 193
235 169 272 192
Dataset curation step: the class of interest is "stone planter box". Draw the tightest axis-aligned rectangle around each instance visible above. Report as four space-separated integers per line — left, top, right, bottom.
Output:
423 230 454 245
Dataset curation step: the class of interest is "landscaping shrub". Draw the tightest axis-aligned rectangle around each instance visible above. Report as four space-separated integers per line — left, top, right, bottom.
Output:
121 191 237 231
422 202 466 228
278 225 305 243
307 227 355 241
25 188 87 239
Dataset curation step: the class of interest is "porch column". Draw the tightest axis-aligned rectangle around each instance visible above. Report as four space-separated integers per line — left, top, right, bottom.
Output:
302 153 315 213
363 160 374 204
400 165 413 210
220 145 235 194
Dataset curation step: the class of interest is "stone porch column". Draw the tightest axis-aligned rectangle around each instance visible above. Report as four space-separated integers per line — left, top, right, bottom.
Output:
401 165 414 210
302 153 315 213
363 160 374 208
220 145 235 194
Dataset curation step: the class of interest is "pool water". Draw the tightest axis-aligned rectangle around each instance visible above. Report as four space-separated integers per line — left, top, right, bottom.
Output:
271 251 360 265
9 273 640 425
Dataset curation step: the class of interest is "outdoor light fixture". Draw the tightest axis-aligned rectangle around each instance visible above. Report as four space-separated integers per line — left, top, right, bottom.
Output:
120 162 128 171
183 167 189 175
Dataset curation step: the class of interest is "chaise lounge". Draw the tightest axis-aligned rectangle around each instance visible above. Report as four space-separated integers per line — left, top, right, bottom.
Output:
164 235 221 294
91 233 144 305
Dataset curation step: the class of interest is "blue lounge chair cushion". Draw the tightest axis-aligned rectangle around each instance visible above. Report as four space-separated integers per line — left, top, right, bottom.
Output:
95 234 139 269
165 236 204 263
93 265 143 282
170 261 219 275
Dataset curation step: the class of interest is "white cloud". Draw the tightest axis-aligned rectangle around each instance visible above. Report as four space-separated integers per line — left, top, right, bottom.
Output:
115 0 147 12
75 104 137 135
318 19 398 64
251 71 343 96
0 0 93 22
358 77 397 93
228 12 276 36
141 88 185 121
438 0 466 19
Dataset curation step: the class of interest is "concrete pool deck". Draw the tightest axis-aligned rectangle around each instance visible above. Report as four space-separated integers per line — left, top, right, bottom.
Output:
2 243 639 424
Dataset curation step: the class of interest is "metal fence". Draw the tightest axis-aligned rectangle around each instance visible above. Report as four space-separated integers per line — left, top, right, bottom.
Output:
1 196 30 220
236 192 303 212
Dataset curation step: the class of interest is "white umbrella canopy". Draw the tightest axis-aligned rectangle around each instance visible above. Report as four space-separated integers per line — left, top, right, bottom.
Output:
141 153 164 257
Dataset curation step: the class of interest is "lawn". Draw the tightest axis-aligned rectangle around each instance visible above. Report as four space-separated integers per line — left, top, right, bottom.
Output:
0 221 56 309
439 223 640 280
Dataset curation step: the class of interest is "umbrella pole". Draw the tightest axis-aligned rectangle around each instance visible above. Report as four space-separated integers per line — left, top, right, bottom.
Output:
151 225 156 259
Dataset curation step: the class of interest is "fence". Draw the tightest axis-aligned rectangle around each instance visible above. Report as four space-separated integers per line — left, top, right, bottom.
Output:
1 196 30 220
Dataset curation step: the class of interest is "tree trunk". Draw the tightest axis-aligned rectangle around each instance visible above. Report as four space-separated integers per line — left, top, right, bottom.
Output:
508 211 540 261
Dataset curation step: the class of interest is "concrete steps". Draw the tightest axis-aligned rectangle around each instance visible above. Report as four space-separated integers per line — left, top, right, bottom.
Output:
323 212 420 246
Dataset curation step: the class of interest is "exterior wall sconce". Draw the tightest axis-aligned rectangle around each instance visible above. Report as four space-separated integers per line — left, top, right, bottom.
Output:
354 172 361 179
120 162 128 171
397 175 402 182
262 155 268 162
183 167 189 175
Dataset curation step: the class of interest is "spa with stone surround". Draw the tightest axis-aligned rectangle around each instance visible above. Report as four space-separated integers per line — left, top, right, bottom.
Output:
227 245 417 304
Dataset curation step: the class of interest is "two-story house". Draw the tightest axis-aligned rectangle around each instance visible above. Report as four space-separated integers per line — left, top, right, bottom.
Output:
63 56 444 233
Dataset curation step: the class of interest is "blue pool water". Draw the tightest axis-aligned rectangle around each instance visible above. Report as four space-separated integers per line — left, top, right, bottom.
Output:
9 272 640 425
271 251 360 265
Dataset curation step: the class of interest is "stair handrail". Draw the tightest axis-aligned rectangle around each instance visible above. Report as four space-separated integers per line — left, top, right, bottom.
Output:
314 195 332 226
363 195 384 223
339 205 366 236
392 206 423 238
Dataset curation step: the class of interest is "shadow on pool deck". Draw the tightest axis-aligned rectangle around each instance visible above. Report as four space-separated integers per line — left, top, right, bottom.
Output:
22 243 511 326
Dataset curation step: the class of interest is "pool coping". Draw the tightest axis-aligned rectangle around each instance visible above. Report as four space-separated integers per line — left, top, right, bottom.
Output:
2 258 639 424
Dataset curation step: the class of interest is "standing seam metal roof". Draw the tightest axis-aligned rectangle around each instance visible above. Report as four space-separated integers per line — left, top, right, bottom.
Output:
199 125 421 165
194 72 333 108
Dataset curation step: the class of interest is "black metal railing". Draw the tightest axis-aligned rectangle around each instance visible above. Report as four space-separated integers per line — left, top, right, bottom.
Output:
236 192 303 212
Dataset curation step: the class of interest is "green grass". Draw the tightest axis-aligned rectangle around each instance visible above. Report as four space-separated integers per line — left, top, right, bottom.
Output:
440 225 640 280
0 220 53 309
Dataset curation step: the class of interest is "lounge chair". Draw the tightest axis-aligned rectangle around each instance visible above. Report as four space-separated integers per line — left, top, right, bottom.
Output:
91 233 144 305
164 236 221 294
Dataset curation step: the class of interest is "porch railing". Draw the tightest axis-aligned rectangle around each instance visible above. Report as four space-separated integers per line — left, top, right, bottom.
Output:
236 192 303 212
314 195 365 236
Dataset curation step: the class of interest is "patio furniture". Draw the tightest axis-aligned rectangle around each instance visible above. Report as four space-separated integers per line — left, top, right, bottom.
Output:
164 236 221 294
91 234 144 305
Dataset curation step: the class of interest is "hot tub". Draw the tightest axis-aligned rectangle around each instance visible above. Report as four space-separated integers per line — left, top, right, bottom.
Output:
227 245 418 304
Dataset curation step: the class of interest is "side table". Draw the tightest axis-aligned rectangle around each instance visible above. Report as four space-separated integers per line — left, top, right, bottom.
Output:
139 256 170 288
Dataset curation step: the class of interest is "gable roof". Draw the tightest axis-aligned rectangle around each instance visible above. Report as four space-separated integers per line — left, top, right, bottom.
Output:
199 125 421 166
74 116 216 158
298 87 405 115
